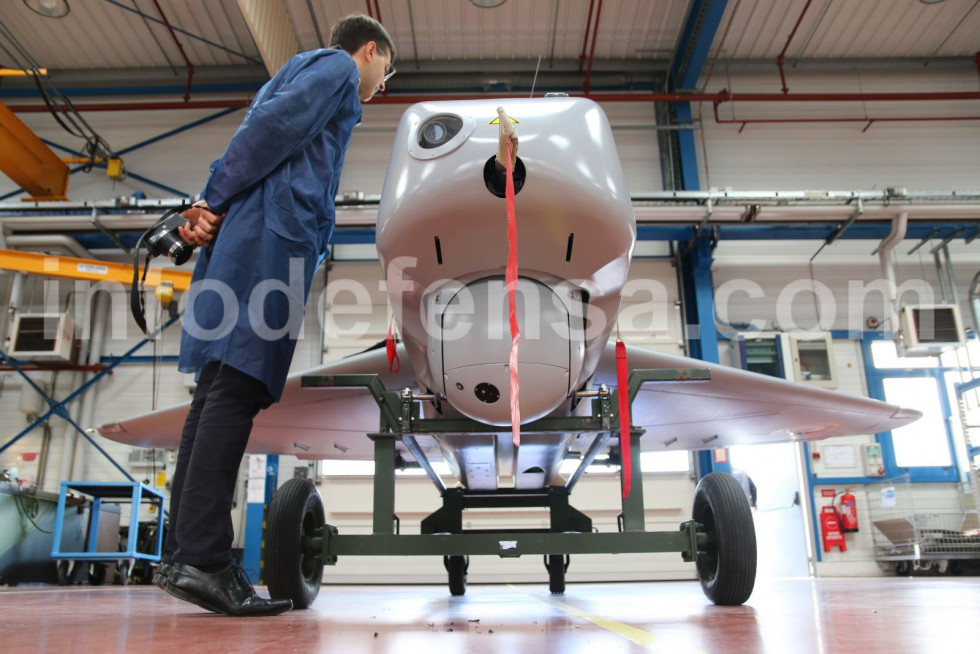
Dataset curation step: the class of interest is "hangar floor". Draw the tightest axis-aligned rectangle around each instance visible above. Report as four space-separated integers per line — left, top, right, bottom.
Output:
1 577 976 652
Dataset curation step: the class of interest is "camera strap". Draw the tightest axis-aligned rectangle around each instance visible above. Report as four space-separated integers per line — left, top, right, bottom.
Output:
130 206 187 335
130 249 154 335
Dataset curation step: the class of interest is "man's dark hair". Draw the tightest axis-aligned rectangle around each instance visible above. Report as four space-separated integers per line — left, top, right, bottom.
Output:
329 14 395 60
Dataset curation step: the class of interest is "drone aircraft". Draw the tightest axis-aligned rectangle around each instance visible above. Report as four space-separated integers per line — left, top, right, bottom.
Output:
99 97 920 608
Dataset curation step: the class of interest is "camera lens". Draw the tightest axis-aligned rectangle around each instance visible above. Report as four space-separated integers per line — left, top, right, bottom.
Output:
170 241 192 265
474 382 500 404
418 114 463 149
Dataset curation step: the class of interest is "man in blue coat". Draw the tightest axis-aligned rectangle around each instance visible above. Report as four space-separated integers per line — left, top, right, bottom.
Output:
157 14 395 616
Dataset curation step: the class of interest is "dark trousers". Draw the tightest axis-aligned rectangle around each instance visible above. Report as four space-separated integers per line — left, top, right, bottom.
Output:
163 361 273 567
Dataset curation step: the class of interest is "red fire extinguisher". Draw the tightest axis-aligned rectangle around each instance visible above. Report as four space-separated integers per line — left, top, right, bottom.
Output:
838 489 859 533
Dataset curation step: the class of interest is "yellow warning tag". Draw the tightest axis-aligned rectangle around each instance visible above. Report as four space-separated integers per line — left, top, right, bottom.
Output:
156 471 167 487
489 116 520 125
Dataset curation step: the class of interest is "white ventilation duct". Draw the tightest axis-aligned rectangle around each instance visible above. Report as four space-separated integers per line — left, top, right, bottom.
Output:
877 212 909 337
5 235 94 259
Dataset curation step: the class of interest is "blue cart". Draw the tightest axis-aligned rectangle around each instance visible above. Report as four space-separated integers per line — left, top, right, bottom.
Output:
51 481 165 584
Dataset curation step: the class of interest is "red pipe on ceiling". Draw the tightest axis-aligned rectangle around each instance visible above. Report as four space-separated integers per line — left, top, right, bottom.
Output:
712 100 980 133
150 0 194 102
0 364 109 373
578 0 596 75
712 89 980 103
777 0 814 94
365 0 373 19
702 0 742 93
8 89 980 112
583 0 604 95
10 100 252 112
712 87 980 130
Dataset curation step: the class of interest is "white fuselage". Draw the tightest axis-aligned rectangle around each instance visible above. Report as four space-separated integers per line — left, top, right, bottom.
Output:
377 98 635 426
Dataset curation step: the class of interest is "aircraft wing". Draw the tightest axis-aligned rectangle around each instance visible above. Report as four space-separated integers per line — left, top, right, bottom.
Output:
99 340 920 463
591 342 921 451
97 345 419 460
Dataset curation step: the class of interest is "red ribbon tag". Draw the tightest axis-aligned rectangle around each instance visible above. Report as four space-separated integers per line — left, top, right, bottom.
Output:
505 136 521 447
386 320 400 373
616 339 632 498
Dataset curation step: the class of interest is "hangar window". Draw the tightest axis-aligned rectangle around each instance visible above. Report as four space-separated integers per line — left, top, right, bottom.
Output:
320 452 691 477
557 451 690 475
319 460 453 476
641 451 691 473
881 377 951 468
866 339 963 481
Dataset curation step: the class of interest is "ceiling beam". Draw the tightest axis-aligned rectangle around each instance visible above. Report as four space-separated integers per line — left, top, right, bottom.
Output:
235 0 300 76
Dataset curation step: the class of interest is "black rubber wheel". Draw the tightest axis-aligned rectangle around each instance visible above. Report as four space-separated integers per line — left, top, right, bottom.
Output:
56 561 70 586
131 559 153 585
117 561 130 586
895 560 913 576
545 554 568 595
266 478 325 610
692 472 757 605
445 555 468 596
88 563 106 586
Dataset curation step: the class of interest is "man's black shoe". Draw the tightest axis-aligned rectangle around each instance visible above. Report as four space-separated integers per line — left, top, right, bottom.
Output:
152 562 173 589
164 563 292 616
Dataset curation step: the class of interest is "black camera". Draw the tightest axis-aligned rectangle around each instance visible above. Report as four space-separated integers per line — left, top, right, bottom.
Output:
131 205 194 335
145 212 193 265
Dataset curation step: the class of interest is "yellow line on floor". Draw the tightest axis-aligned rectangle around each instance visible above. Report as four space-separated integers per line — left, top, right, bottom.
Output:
507 584 660 649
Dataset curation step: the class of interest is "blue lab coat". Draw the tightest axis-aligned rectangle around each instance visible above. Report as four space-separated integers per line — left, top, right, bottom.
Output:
178 50 362 400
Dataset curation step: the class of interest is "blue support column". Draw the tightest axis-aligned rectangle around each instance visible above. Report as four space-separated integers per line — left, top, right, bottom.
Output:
660 0 728 192
682 228 723 479
242 454 278 584
674 103 700 191
697 451 732 477
669 0 724 363
670 0 730 91
668 1 727 476
680 228 719 364
696 451 715 478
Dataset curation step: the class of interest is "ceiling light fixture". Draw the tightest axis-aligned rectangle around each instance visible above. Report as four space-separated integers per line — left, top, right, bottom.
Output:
469 0 507 8
918 0 945 4
23 0 70 18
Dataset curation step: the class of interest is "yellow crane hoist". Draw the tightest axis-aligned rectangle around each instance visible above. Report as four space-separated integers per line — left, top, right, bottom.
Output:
0 69 124 200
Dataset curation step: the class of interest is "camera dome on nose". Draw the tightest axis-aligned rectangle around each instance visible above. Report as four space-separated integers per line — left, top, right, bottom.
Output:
418 114 463 149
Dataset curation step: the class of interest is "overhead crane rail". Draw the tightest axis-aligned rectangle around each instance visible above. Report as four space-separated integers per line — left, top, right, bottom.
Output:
1 190 979 232
0 248 192 291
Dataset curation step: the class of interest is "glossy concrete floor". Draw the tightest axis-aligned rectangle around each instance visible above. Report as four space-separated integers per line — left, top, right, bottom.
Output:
1 577 978 653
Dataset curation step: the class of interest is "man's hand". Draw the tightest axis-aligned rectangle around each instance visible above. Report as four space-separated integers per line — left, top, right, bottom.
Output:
178 200 226 247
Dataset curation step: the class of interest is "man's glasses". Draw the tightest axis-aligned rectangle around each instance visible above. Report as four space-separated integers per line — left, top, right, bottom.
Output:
383 59 396 83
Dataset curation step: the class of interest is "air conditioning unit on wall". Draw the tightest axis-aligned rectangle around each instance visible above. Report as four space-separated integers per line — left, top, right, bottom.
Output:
8 313 78 363
898 304 966 357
